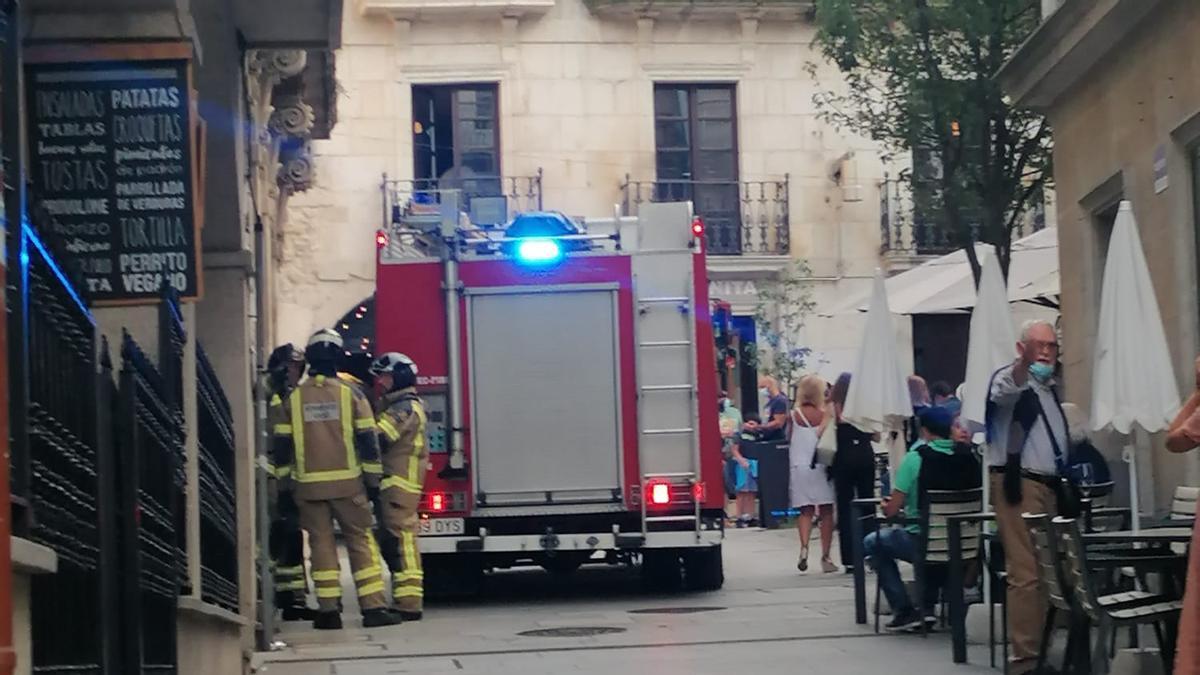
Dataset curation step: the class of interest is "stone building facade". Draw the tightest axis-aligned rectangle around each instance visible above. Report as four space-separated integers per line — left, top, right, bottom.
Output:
9 1 340 673
280 0 899 394
999 0 1200 508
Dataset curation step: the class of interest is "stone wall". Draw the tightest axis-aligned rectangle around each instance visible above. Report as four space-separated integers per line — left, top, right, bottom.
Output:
1047 0 1200 504
279 0 888 346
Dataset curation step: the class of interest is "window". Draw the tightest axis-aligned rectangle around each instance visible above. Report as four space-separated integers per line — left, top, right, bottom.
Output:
653 84 740 253
412 84 500 197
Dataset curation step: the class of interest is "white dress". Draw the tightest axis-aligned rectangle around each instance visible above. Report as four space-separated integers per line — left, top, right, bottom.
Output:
789 408 836 508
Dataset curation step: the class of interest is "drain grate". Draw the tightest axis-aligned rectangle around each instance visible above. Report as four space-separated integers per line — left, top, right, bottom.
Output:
628 606 727 615
518 626 628 638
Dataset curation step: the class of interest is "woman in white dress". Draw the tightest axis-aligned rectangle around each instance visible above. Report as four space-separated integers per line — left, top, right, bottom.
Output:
789 375 837 573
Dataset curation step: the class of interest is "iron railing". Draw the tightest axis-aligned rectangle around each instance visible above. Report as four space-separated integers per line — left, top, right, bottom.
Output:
383 171 543 229
158 289 188 579
879 177 1046 257
195 344 239 612
620 177 789 256
879 177 959 256
14 221 187 674
119 330 185 674
18 222 115 674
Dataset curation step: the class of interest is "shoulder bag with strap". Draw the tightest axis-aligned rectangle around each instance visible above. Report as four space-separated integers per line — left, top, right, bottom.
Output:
810 410 838 469
1031 385 1083 518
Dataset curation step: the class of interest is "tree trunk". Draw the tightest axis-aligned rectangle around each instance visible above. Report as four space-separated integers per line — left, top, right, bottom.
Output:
963 242 982 289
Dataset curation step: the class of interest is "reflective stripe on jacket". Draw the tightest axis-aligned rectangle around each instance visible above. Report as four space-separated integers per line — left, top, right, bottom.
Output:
376 387 428 494
273 374 379 500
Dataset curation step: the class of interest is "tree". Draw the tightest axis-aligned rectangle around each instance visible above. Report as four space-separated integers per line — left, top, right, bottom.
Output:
752 260 817 398
810 0 1051 282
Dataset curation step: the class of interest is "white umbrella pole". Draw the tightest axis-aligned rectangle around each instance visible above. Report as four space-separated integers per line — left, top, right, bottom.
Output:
1123 442 1140 532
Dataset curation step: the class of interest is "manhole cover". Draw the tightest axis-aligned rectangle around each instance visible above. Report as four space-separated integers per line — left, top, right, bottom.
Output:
628 606 727 615
518 626 628 638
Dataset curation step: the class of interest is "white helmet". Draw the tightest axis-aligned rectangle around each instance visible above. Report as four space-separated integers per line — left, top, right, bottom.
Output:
307 328 344 350
370 352 418 377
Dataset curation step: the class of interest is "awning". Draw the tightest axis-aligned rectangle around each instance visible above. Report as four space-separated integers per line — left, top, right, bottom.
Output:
827 227 1059 315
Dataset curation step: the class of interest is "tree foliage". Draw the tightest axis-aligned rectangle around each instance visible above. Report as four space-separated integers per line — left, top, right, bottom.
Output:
810 0 1052 281
752 260 817 397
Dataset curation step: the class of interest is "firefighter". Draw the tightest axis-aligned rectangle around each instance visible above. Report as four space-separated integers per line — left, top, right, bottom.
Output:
370 352 427 620
266 343 313 621
272 329 400 629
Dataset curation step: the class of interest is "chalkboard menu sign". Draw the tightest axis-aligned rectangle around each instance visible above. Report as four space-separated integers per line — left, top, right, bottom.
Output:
26 56 200 303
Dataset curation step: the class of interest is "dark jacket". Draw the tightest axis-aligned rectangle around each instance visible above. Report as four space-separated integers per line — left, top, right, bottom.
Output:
833 422 875 476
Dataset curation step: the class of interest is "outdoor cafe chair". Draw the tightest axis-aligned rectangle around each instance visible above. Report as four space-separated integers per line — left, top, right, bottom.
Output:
1051 516 1183 674
870 487 983 636
1025 513 1165 674
979 529 1007 669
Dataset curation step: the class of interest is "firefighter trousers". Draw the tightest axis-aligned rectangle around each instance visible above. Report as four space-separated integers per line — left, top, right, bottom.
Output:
297 493 387 613
380 487 423 612
269 492 307 608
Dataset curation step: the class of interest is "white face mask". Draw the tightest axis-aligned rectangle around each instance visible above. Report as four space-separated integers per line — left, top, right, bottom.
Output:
759 387 770 398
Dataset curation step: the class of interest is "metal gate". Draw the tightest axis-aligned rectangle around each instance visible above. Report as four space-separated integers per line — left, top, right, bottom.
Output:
118 332 186 674
9 222 187 673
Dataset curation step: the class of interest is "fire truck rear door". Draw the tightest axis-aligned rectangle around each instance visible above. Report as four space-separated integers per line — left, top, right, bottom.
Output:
466 285 623 507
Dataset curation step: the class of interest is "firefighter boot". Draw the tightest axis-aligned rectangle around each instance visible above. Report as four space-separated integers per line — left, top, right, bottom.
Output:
281 605 316 622
313 612 343 630
362 608 402 628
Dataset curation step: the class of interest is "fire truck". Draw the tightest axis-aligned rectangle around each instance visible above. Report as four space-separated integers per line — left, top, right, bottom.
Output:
373 193 725 591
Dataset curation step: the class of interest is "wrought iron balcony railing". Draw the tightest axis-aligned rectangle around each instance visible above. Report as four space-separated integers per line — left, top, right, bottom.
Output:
383 170 543 229
620 177 789 256
879 177 1046 258
586 0 814 18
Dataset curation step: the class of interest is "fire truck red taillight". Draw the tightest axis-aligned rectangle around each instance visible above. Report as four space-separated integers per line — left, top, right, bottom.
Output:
430 492 446 512
375 229 388 248
650 482 671 505
692 482 706 501
691 217 704 237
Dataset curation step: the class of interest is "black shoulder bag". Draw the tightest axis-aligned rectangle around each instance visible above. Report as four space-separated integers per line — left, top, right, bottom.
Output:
1035 388 1083 518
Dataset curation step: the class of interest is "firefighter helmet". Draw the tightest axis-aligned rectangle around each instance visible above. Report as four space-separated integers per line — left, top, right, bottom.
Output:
305 329 345 368
267 343 304 373
370 352 418 390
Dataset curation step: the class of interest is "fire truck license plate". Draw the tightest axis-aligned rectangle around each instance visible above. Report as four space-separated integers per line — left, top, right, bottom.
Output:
420 518 464 536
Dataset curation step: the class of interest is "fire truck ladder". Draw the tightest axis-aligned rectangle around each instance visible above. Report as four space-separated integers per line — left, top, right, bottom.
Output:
632 265 702 541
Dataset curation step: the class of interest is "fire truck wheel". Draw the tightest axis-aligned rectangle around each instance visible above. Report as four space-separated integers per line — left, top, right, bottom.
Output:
641 549 683 592
683 545 724 591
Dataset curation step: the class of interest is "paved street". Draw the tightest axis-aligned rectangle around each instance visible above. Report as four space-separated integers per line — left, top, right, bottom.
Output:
254 527 995 674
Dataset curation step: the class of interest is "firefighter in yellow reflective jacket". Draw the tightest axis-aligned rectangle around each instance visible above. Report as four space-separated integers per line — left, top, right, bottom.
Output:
370 352 428 620
265 343 313 621
273 329 400 630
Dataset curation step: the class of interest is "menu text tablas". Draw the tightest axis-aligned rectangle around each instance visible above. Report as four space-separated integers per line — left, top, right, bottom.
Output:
26 59 199 303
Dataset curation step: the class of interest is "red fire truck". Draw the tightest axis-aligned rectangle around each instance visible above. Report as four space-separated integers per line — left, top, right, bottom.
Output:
374 196 724 591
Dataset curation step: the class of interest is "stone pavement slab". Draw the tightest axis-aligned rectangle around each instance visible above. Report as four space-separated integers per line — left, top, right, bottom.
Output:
254 528 995 675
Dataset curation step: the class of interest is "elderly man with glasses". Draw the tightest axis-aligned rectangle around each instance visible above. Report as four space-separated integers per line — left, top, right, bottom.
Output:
986 319 1069 675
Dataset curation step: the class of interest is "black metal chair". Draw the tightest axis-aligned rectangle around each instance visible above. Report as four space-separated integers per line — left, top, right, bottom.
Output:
870 488 983 635
979 530 1008 669
1051 516 1183 674
1025 513 1166 674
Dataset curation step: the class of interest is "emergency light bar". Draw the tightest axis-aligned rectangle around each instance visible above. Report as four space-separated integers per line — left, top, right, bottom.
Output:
515 238 563 264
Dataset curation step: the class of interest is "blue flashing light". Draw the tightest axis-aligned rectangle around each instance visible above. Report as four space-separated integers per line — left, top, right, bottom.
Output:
515 238 563 264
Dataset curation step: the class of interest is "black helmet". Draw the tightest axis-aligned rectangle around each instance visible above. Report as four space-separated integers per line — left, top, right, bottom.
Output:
370 352 418 390
267 343 303 373
304 329 344 371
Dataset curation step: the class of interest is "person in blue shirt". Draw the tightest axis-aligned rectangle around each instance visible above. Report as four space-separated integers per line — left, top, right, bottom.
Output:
863 404 980 632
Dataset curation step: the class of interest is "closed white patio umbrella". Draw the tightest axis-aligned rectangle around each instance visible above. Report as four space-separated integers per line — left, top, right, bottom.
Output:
961 248 1017 434
843 270 913 437
1090 200 1181 530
